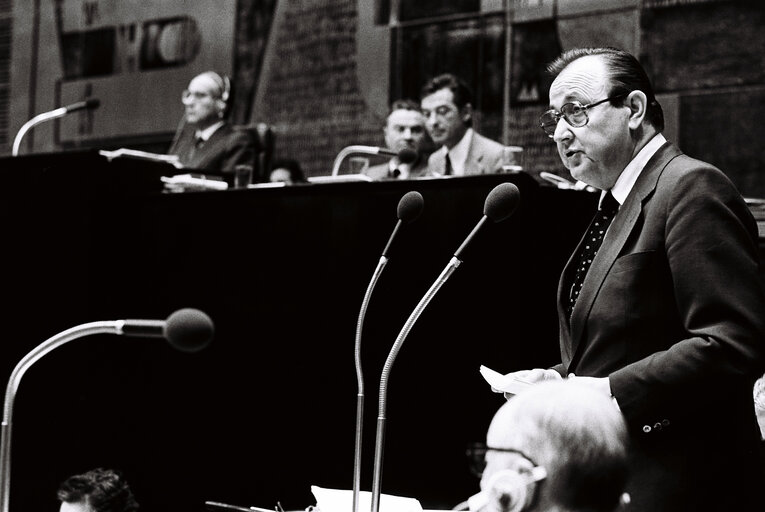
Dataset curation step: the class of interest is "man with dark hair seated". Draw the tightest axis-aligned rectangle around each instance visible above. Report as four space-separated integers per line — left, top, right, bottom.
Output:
57 467 139 512
364 99 434 180
420 73 505 176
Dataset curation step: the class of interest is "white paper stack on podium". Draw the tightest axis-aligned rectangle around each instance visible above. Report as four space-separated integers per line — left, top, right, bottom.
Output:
309 486 451 512
99 148 184 168
311 486 423 512
160 173 229 192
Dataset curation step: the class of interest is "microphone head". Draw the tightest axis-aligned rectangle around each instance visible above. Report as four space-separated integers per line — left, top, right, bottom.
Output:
397 191 424 224
484 182 520 223
397 148 418 164
86 98 101 109
163 308 214 353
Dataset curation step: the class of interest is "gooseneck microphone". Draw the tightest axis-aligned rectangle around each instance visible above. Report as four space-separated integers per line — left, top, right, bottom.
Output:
353 191 424 512
331 146 416 176
12 98 101 156
0 308 213 512
370 183 520 512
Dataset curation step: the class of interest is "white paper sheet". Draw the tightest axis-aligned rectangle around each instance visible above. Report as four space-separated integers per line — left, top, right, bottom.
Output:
479 365 533 396
310 486 423 512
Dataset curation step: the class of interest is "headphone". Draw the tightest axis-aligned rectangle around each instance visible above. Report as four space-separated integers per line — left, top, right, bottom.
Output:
215 72 231 103
468 452 547 512
203 71 231 116
485 465 546 512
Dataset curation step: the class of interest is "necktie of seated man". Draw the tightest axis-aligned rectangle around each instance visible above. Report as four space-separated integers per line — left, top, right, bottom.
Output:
567 191 619 319
188 135 204 162
444 153 452 175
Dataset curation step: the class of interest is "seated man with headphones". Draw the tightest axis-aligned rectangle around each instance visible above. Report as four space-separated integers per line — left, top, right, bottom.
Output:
168 71 256 179
466 379 630 512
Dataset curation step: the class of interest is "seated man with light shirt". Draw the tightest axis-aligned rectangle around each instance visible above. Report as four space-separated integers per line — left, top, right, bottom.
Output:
364 99 434 180
168 71 256 177
420 73 505 176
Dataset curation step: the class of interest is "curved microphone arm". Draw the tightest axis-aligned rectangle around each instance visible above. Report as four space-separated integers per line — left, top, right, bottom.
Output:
331 145 389 176
371 257 462 512
353 256 389 512
1 321 121 512
11 108 69 156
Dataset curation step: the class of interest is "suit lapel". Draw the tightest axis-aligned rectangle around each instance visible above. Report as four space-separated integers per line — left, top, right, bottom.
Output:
566 142 682 360
433 148 448 175
191 124 231 168
466 134 485 171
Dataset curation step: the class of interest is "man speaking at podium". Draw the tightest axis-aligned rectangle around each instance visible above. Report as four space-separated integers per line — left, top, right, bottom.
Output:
493 47 765 511
168 71 256 175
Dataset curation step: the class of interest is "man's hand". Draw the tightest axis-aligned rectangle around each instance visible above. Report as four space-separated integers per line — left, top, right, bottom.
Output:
497 368 562 399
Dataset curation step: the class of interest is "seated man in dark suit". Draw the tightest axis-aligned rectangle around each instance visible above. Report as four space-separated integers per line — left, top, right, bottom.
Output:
364 99 434 180
168 71 256 178
420 73 505 176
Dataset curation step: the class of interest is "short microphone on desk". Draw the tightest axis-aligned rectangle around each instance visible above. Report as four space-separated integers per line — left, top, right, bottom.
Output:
12 98 102 156
352 190 424 512
0 308 213 512
396 148 418 165
331 146 418 176
370 182 521 512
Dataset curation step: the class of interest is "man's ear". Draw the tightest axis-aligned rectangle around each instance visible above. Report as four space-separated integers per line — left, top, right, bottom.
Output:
462 102 473 123
216 99 227 118
626 90 647 130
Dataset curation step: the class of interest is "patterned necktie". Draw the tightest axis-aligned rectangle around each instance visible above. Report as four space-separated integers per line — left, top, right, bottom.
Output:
567 192 619 318
444 153 452 175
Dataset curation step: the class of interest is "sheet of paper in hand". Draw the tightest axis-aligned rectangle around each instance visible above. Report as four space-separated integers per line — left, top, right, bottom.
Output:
479 365 533 396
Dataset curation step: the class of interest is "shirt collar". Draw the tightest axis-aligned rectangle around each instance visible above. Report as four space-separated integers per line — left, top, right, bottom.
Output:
446 128 474 176
195 121 225 142
388 158 410 179
606 132 667 207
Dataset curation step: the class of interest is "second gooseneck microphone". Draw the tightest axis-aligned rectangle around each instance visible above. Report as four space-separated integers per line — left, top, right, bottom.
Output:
331 146 418 176
12 99 101 156
353 190 424 512
370 182 521 512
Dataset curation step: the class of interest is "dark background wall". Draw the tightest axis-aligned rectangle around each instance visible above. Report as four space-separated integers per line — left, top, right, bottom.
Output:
0 156 595 511
251 0 765 196
2 1 763 196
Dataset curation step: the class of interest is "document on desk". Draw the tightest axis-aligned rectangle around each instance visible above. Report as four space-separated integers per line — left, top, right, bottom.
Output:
479 365 533 396
310 485 423 512
99 148 184 168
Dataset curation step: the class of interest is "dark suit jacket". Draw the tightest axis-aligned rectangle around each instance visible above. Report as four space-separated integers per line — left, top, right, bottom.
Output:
427 131 505 176
168 123 256 175
555 142 765 511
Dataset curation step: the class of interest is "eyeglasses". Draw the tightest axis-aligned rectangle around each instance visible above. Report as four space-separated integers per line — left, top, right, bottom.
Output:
539 92 628 138
182 90 214 103
466 442 537 478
